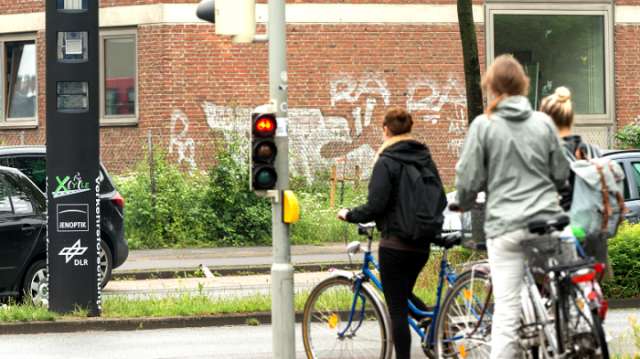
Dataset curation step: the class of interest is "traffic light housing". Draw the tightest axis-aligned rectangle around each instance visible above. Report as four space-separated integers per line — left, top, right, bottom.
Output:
251 109 278 191
196 0 256 43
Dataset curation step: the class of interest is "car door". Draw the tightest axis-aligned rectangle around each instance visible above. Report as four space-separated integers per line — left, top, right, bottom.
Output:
624 161 640 223
0 172 45 293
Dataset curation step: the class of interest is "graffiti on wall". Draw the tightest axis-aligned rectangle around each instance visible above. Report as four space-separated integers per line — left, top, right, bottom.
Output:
169 109 197 174
199 73 467 179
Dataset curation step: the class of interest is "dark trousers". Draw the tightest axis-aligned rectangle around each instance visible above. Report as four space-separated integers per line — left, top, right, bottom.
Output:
379 246 430 359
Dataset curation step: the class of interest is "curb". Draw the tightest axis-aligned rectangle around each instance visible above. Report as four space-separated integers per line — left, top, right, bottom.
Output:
1 299 637 336
112 262 362 281
0 312 299 335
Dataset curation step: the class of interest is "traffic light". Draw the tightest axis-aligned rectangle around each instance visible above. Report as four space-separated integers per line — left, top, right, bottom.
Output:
251 108 278 190
196 0 256 43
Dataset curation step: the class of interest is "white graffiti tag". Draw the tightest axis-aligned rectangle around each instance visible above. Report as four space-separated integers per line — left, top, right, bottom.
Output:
169 109 197 174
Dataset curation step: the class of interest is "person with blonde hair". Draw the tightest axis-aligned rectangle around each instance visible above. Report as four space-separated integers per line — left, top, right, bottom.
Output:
540 87 610 277
453 55 570 358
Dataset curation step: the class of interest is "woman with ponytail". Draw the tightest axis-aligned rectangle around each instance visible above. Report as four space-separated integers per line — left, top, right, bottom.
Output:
453 55 570 358
540 87 611 278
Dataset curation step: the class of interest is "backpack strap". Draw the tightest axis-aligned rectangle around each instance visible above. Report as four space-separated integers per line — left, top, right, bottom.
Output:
595 164 611 232
563 145 578 162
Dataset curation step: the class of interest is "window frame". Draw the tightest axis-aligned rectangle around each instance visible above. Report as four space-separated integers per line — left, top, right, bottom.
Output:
0 33 39 129
485 3 615 128
99 27 138 127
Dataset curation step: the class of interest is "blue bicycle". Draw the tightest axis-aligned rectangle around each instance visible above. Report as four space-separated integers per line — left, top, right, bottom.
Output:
301 223 463 359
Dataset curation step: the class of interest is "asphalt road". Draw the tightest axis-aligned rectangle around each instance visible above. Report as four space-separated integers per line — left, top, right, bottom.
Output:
1 309 637 359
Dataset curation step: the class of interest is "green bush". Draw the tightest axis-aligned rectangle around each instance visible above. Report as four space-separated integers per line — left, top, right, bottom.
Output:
291 181 368 245
115 143 271 249
615 124 640 149
604 222 640 298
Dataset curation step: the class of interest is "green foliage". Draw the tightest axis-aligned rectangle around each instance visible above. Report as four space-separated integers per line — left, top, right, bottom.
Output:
604 222 640 298
0 303 57 322
115 143 270 249
116 153 214 249
615 124 640 149
291 182 368 245
203 141 271 247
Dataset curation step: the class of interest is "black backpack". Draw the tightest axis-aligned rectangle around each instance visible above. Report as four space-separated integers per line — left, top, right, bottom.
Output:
386 158 447 243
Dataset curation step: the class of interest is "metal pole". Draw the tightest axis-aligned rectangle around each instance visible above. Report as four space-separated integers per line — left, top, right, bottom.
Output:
268 0 294 358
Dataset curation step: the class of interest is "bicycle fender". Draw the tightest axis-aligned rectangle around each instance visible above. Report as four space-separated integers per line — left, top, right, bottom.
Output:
461 260 491 275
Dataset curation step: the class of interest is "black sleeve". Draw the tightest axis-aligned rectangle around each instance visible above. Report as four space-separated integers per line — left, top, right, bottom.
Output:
346 158 393 224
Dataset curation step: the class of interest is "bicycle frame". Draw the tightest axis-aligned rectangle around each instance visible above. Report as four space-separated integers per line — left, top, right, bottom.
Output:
340 236 458 347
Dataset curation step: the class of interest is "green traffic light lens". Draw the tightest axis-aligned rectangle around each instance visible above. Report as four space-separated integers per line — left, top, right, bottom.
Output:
254 167 278 189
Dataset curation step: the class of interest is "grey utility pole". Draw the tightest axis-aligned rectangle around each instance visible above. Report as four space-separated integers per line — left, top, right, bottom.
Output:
268 0 295 357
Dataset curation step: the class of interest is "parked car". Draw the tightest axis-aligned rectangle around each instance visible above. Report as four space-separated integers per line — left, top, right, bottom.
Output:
0 146 128 293
0 166 48 304
601 149 640 223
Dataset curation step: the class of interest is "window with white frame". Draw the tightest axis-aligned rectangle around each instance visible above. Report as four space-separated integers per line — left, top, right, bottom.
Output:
100 29 137 125
0 36 37 125
486 4 613 125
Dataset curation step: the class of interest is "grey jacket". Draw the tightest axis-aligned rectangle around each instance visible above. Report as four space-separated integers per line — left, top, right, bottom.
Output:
455 96 570 238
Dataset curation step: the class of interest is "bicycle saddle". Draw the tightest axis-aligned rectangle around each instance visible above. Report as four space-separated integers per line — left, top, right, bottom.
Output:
527 215 570 235
437 231 462 249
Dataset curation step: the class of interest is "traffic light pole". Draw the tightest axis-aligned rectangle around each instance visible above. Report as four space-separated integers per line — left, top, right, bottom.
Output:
268 0 295 358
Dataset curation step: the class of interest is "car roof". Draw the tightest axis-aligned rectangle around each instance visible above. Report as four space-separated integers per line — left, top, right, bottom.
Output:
601 149 640 159
0 145 46 156
0 165 26 176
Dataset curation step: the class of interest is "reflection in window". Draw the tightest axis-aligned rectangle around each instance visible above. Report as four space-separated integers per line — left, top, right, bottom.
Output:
104 37 136 116
494 15 605 114
57 0 87 10
6 41 37 119
633 163 640 199
0 179 11 213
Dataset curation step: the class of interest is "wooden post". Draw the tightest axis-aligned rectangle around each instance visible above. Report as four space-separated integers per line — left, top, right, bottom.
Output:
329 165 337 208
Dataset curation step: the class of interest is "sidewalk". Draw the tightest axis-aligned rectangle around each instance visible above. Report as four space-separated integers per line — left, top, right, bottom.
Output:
113 242 376 275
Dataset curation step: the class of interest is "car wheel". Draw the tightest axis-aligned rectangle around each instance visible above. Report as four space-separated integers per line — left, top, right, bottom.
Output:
99 239 113 289
22 260 48 308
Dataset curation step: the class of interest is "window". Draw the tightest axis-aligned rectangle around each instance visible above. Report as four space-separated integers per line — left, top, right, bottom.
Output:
11 157 46 192
487 4 614 127
100 29 137 125
0 177 12 214
0 36 37 127
632 163 640 199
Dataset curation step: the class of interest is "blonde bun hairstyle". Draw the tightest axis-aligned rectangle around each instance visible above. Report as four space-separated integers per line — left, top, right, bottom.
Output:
540 86 574 129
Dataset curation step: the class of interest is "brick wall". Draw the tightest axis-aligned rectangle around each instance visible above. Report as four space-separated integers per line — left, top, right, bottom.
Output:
615 25 640 128
113 23 483 185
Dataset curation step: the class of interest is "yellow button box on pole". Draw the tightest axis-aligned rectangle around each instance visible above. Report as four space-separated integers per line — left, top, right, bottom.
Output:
283 190 300 224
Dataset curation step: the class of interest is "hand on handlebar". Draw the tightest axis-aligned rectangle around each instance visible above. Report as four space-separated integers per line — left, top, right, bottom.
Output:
448 202 463 212
337 208 350 221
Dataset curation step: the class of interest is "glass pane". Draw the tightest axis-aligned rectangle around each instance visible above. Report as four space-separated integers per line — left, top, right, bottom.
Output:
4 175 34 215
0 177 12 214
633 163 640 198
57 0 87 10
494 15 606 114
12 157 46 192
57 32 88 63
6 41 37 119
105 37 136 116
57 81 88 111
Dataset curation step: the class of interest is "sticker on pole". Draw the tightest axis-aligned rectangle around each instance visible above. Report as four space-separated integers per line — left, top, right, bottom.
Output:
276 117 288 137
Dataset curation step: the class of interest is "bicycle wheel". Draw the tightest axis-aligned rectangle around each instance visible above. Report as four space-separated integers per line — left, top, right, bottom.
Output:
302 276 391 359
562 286 609 359
436 270 493 358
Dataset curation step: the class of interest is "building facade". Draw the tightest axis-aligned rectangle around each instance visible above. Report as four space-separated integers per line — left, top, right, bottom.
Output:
0 0 636 184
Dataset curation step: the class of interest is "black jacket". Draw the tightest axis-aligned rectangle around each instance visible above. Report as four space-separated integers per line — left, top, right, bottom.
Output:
346 140 443 241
